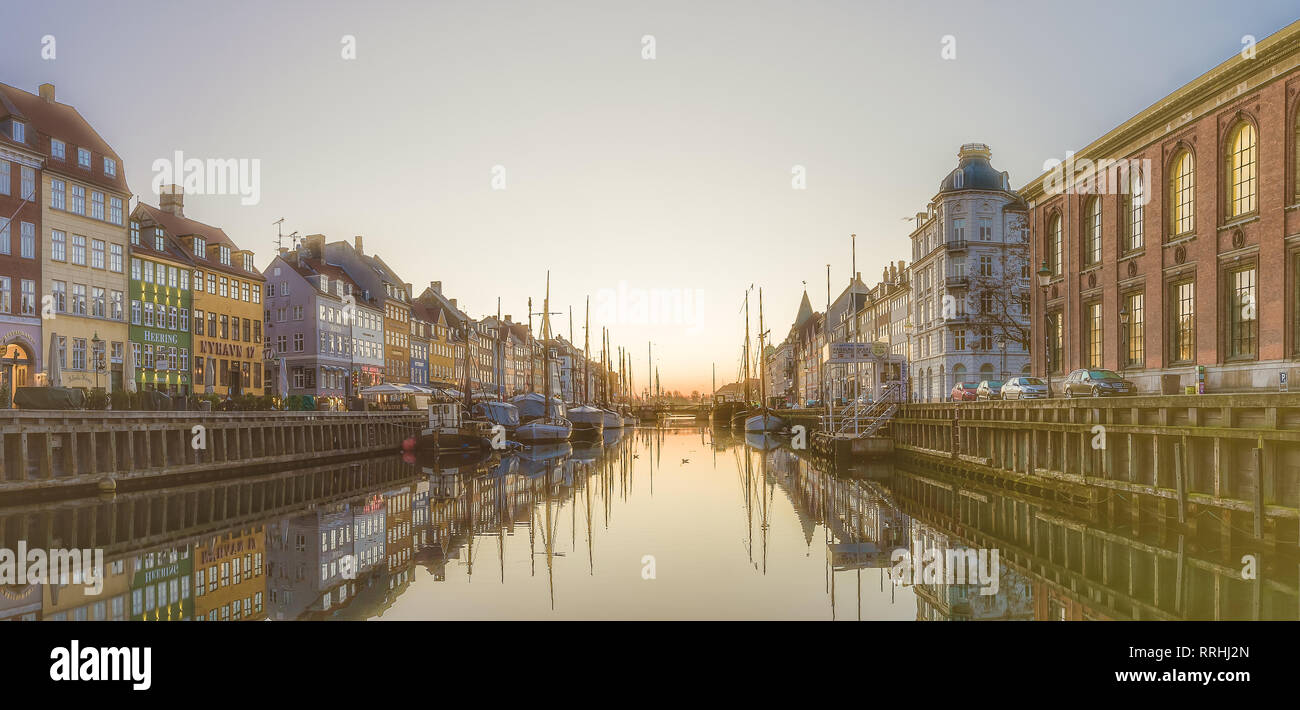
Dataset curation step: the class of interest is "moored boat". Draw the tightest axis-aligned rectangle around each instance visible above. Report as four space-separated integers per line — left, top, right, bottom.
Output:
744 412 787 433
567 404 606 440
405 401 494 453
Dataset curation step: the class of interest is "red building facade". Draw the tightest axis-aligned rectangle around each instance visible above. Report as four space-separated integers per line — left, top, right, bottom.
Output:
1022 21 1300 393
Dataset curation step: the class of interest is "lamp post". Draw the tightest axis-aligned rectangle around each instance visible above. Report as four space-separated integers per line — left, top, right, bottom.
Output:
91 332 104 391
1119 305 1130 382
0 343 18 409
1036 260 1053 397
903 319 914 402
997 334 1006 382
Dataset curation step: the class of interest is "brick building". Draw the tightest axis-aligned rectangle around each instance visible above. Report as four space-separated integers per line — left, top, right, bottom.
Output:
1022 20 1300 393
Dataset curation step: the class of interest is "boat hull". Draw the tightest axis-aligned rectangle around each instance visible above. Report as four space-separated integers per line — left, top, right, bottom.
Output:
744 413 787 433
409 430 491 453
514 419 573 443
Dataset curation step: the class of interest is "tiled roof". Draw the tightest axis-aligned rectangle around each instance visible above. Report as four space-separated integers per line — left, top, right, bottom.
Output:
135 203 263 281
0 82 129 194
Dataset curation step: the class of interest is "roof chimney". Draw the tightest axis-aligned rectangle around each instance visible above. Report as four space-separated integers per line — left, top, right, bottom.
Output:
430 281 442 295
160 184 184 217
38 83 54 102
450 298 457 311
353 235 363 254
404 283 413 300
302 234 325 259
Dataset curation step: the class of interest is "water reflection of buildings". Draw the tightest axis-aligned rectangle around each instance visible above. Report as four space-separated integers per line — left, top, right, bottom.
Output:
731 433 1033 621
0 581 41 621
41 556 130 621
128 546 193 621
907 520 1034 622
194 527 265 622
267 503 356 620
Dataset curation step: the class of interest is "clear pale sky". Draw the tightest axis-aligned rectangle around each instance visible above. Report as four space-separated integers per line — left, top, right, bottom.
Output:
3 1 1297 394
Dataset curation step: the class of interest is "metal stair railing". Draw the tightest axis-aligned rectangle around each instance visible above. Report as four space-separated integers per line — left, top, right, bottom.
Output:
836 382 902 436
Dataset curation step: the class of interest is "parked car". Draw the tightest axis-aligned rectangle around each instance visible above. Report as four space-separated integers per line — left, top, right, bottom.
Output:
1061 369 1137 398
976 380 1005 400
949 382 980 401
1000 376 1050 399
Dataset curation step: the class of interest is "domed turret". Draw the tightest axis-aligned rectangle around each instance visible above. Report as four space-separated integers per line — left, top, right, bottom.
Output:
939 143 1009 194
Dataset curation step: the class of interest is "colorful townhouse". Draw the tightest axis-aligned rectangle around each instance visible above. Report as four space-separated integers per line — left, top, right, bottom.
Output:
127 215 193 394
2 82 130 392
263 235 366 404
133 187 264 397
0 86 44 396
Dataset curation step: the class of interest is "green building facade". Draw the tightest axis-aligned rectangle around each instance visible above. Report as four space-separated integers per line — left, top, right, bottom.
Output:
128 220 193 394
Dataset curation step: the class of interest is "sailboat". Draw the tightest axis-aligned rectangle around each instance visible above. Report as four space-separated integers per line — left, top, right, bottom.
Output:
597 328 623 430
514 272 573 444
730 290 756 430
745 288 787 434
567 297 604 441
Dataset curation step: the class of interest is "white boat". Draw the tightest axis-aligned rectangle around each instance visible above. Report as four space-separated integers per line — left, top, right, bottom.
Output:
744 412 786 433
514 417 573 443
600 407 622 429
511 392 566 420
567 404 605 439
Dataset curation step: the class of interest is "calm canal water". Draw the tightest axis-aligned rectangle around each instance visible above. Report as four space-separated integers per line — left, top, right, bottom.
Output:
2 424 1295 621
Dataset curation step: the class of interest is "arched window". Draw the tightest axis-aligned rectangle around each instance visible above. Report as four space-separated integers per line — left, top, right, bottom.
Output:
979 363 995 379
1127 167 1144 251
952 363 966 387
1048 213 1062 276
1083 197 1101 265
1170 150 1195 236
1227 121 1257 218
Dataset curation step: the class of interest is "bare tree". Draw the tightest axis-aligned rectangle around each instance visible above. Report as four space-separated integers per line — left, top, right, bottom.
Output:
964 212 1032 351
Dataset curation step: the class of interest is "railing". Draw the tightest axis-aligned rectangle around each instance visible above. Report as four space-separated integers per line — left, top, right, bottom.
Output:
945 240 968 251
834 382 903 437
0 410 425 494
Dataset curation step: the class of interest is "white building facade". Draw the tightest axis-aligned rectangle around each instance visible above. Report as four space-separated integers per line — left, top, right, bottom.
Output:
908 144 1032 402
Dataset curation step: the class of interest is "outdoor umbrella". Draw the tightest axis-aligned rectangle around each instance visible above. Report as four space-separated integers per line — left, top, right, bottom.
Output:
205 357 216 394
277 357 288 406
46 332 61 387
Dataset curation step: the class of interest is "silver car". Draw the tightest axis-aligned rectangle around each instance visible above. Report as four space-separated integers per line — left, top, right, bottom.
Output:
1000 376 1050 399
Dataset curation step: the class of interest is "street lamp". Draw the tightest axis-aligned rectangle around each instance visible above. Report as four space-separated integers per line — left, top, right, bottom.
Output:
91 331 104 391
997 334 1006 382
903 319 914 402
1036 260 1053 397
1119 305 1130 382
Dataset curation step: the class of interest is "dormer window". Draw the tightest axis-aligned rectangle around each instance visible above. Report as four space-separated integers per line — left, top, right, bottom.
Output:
242 253 254 271
154 234 165 252
218 245 231 266
129 221 140 246
77 147 91 168
320 275 329 291
11 121 24 143
193 237 206 257
104 157 116 177
50 138 65 159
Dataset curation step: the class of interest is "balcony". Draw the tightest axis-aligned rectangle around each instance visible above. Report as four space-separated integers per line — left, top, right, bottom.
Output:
945 239 968 252
944 275 969 289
